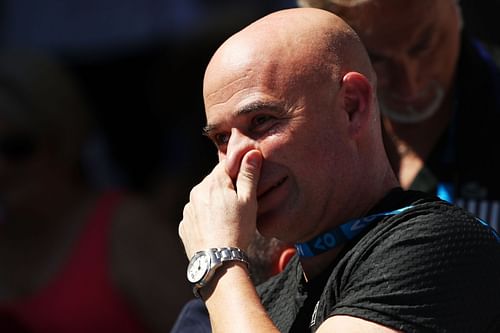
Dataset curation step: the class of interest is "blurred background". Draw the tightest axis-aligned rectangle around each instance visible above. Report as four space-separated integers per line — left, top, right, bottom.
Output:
1 0 297 210
0 0 498 331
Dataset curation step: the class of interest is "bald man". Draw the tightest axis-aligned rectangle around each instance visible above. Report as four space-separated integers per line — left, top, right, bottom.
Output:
178 8 500 332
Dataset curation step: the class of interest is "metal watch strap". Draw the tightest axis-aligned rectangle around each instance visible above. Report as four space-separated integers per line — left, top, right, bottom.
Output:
211 247 248 265
193 247 249 298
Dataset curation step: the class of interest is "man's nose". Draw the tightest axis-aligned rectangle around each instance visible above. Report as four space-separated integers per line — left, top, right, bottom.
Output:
379 57 421 100
223 128 258 181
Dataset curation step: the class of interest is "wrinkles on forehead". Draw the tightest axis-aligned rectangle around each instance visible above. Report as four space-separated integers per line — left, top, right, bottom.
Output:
204 47 327 116
204 66 254 108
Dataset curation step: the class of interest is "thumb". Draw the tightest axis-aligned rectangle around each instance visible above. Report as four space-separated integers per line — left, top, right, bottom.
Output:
236 149 262 201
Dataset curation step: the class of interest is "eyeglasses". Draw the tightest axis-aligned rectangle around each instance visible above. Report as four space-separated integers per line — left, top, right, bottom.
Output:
0 134 37 162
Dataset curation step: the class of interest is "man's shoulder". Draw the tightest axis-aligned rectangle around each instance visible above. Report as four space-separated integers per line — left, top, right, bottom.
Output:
315 199 500 332
351 197 500 294
376 196 498 244
347 196 500 293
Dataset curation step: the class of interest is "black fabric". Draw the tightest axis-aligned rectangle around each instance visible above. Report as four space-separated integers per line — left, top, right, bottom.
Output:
258 189 500 332
411 31 500 232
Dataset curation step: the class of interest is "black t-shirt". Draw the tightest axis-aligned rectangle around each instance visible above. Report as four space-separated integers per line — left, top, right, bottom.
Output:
258 189 500 332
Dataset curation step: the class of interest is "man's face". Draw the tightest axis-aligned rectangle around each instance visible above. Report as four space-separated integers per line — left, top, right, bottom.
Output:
203 57 355 243
339 0 461 123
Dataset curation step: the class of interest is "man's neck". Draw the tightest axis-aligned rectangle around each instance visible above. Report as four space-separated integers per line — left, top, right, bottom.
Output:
299 245 345 281
298 181 400 281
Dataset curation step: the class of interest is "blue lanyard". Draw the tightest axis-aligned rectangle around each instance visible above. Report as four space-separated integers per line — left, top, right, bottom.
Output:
295 206 414 257
436 182 454 203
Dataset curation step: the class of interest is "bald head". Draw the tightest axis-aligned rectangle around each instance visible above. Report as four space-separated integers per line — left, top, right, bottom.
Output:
203 8 376 105
201 8 398 240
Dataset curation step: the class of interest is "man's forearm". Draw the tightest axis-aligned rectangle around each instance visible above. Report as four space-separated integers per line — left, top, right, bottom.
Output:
204 263 279 333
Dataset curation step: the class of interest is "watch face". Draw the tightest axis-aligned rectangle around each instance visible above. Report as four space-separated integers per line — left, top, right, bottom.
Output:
187 252 211 283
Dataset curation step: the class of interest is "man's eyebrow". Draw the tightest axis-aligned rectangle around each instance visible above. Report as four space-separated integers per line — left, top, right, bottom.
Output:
202 100 283 136
410 25 435 53
202 124 216 137
236 100 283 115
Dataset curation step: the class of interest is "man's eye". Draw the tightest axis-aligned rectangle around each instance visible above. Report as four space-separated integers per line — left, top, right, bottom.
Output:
214 133 230 146
409 40 431 57
252 114 273 127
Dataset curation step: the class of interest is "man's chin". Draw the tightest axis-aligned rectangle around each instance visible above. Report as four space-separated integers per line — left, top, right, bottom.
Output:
380 102 440 124
379 83 445 124
256 211 281 239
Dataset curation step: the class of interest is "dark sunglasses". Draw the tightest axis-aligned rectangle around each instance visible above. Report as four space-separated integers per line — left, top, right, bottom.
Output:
0 134 37 162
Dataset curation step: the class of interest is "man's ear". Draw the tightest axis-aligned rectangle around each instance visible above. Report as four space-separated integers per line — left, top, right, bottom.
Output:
340 72 373 137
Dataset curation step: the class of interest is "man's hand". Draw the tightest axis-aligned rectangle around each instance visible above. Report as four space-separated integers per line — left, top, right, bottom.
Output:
179 150 262 259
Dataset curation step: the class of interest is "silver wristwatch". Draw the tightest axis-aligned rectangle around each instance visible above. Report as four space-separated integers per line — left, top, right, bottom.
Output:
186 247 249 298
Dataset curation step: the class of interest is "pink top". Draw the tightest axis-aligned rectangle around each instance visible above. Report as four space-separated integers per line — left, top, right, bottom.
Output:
0 191 150 333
